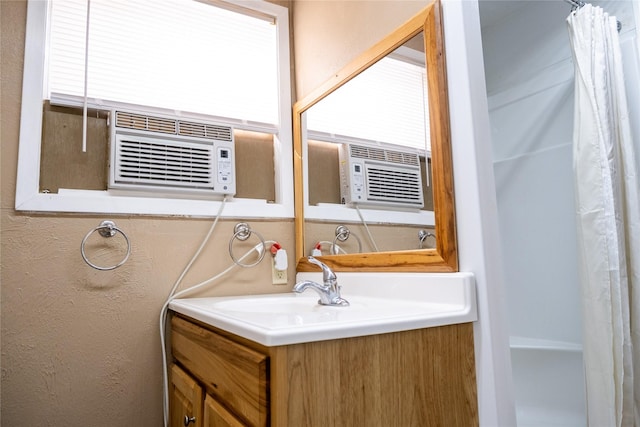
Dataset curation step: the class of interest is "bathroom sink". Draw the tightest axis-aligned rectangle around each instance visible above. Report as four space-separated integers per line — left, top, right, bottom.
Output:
211 295 341 313
205 294 457 326
169 271 476 346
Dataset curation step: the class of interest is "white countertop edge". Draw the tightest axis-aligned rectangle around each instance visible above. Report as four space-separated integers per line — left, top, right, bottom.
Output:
169 299 477 347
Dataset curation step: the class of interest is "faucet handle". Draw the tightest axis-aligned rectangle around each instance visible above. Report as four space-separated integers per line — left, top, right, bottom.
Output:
307 256 337 283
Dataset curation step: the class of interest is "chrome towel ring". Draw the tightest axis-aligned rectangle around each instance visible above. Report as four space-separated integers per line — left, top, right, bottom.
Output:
81 220 131 270
333 225 362 254
228 222 266 268
418 229 436 249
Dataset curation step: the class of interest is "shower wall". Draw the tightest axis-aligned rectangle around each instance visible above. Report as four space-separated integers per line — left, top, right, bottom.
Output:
480 0 639 424
482 0 583 346
482 0 639 347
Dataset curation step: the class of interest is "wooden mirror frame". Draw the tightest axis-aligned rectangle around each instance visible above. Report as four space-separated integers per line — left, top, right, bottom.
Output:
294 0 457 273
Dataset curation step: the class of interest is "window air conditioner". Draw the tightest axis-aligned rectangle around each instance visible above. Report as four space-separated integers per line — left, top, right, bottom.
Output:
109 110 235 198
339 142 424 210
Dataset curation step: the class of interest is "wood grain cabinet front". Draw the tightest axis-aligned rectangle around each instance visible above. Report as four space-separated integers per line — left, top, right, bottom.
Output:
171 315 268 427
170 363 248 427
170 364 203 427
203 395 246 427
170 313 478 427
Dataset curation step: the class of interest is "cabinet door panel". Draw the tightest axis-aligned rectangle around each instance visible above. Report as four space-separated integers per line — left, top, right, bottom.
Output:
171 315 268 426
170 364 204 427
203 395 245 427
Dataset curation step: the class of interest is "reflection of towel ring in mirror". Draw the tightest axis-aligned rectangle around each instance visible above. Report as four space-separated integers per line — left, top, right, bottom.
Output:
228 222 266 268
418 229 436 249
81 220 131 270
333 225 362 254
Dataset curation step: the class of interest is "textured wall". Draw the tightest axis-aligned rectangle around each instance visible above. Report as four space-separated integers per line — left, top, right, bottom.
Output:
1 1 294 425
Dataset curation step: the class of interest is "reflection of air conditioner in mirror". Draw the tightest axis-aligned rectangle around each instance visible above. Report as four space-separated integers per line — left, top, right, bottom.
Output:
339 142 424 210
109 109 235 198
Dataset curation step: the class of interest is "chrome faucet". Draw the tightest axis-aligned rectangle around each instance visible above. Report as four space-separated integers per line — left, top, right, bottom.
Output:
293 256 350 306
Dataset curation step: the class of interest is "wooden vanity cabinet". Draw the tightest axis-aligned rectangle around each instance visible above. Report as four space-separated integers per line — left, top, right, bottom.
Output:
170 313 478 427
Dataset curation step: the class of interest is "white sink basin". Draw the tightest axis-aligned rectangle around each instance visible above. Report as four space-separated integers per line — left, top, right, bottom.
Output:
169 272 476 346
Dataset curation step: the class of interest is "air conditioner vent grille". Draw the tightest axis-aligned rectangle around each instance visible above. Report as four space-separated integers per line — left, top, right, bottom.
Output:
115 111 177 134
178 121 233 141
366 166 423 204
114 110 232 142
349 144 419 166
114 138 215 189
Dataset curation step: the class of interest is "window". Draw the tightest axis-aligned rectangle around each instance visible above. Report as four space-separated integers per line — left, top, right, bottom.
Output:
48 0 279 125
16 0 293 218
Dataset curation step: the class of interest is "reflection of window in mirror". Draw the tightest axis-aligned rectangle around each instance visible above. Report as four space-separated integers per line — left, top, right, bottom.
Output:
302 32 434 254
307 35 430 154
305 32 433 213
305 33 433 240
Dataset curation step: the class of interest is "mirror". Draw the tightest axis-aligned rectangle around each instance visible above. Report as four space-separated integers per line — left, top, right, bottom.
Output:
303 31 434 255
294 0 457 272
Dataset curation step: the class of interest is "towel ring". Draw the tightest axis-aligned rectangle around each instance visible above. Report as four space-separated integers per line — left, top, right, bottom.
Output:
81 220 131 271
418 229 436 249
228 223 266 268
332 225 362 254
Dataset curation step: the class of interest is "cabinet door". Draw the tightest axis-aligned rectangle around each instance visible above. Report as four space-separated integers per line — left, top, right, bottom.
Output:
170 364 204 427
171 315 268 426
203 395 245 427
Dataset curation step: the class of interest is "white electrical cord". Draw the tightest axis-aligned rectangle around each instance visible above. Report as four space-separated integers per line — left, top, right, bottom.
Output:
165 196 228 300
159 197 275 426
160 197 227 426
354 205 379 252
160 242 273 426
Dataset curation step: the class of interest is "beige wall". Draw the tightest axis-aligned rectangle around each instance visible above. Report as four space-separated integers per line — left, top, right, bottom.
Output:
1 0 427 425
293 0 428 100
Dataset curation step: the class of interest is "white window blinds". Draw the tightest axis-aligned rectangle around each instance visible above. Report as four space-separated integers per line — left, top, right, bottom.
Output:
306 55 430 153
47 0 280 125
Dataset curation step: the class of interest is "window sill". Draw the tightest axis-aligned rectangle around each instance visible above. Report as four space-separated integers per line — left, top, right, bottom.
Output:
305 203 434 226
15 189 293 219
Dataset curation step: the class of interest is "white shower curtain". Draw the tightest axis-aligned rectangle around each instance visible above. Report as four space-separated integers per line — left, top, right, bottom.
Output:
568 4 640 426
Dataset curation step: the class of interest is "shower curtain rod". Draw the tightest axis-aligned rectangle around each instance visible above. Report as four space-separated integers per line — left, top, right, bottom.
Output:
564 0 585 10
563 0 622 31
